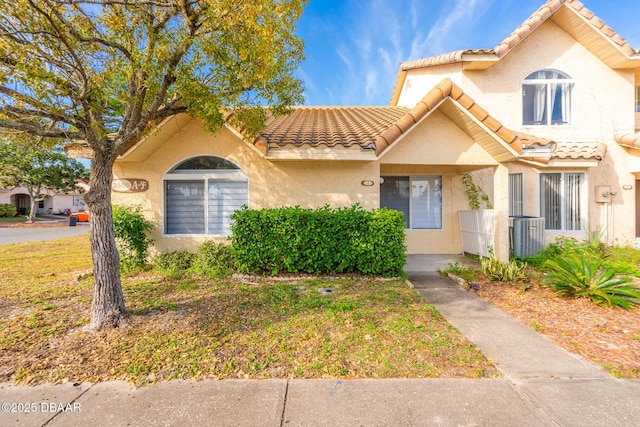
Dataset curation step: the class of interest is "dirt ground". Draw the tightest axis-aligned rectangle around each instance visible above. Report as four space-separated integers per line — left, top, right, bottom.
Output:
473 277 640 378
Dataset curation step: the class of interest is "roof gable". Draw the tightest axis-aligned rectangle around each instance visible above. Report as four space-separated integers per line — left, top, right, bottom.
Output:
244 79 525 162
392 0 640 104
66 84 606 166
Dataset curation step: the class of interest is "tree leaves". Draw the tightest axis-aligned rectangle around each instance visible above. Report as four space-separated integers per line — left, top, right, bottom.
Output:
0 140 88 221
0 0 307 328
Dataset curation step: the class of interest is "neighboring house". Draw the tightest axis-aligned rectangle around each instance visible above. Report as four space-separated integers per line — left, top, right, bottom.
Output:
0 186 88 215
66 0 640 260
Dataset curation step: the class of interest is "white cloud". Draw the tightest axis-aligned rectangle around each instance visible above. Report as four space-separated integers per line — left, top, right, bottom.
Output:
420 0 489 57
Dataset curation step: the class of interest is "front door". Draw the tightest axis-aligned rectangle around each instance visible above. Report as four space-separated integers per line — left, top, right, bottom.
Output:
13 194 30 215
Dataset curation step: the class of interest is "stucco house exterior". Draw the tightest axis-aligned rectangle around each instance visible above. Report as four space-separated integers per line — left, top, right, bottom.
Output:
0 186 87 215
66 0 640 261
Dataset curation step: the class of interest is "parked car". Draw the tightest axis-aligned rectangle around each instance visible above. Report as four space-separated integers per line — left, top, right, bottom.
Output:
70 211 90 222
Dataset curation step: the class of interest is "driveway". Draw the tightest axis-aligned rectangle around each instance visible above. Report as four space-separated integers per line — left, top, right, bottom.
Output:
0 223 89 245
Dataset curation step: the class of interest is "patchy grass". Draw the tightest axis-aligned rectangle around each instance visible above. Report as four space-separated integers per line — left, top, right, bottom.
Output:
0 236 498 385
0 216 27 224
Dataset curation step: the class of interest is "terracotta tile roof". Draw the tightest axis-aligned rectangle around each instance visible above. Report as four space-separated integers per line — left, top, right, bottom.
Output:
252 78 605 164
616 133 640 150
391 78 552 155
552 142 607 160
67 79 606 166
401 0 638 72
252 106 409 154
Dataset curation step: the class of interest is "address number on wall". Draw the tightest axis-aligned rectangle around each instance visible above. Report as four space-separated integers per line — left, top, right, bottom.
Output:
112 179 149 193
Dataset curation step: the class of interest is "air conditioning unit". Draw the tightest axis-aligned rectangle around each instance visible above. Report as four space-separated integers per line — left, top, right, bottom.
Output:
509 216 545 257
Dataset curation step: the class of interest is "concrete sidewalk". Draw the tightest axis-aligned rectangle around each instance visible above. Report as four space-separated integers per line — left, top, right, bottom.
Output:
2 377 639 426
1 254 639 426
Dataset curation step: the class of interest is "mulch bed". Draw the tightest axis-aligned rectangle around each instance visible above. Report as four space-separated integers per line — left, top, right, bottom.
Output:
472 277 640 378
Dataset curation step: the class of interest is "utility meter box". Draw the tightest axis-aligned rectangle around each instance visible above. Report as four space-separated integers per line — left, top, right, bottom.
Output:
595 186 611 203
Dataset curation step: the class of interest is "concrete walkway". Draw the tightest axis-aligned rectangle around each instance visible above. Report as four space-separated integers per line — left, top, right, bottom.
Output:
1 255 639 426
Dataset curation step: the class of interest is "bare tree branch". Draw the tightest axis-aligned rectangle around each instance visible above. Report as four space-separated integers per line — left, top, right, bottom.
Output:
0 118 81 139
0 104 81 128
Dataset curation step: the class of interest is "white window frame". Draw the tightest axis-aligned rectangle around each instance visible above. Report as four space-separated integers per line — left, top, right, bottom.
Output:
508 173 524 217
522 69 574 126
380 175 442 230
539 171 586 231
163 156 248 237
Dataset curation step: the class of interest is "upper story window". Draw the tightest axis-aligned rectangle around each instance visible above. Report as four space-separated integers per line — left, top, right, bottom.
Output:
522 69 574 126
635 86 640 113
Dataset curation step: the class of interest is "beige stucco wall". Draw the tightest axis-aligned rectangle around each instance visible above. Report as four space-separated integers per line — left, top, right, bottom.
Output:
113 119 380 252
112 108 513 256
461 20 634 138
398 19 639 246
379 112 502 255
396 64 463 108
382 110 499 167
0 187 83 214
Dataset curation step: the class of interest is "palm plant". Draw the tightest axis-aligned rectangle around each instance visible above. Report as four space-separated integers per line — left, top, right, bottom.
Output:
543 257 640 309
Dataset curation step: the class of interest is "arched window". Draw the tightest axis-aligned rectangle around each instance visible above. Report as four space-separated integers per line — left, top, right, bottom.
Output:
522 69 574 126
164 156 248 235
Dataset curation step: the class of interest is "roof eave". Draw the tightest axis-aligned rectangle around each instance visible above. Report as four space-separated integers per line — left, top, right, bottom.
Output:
265 149 377 162
64 142 94 160
460 55 500 70
118 113 192 163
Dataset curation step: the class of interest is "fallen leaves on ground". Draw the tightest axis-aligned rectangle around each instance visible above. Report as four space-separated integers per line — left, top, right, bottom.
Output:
473 277 640 378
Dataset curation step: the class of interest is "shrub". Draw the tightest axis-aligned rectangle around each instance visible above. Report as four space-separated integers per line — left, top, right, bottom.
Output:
230 205 406 277
543 257 640 309
481 257 528 282
438 262 476 282
0 204 17 217
525 233 605 268
603 246 640 277
112 205 154 271
154 250 196 279
191 241 235 278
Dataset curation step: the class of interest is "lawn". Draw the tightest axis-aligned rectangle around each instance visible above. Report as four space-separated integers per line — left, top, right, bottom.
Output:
0 236 498 385
0 216 27 224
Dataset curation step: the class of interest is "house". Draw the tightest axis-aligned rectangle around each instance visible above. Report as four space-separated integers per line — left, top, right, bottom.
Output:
66 0 640 261
0 186 87 215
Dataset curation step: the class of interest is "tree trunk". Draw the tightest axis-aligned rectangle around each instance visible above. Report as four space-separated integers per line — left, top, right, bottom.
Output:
84 151 128 330
27 194 38 223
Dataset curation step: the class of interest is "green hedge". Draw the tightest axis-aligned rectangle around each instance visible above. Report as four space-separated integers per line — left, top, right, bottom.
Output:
230 205 406 276
0 204 17 218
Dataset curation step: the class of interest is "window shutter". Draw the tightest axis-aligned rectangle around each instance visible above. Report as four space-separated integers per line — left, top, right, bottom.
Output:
165 180 206 234
208 180 248 235
509 173 524 216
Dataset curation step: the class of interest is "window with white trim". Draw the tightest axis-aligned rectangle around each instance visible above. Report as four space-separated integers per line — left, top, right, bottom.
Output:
522 69 574 126
508 173 524 217
380 175 442 229
164 156 248 235
540 172 584 231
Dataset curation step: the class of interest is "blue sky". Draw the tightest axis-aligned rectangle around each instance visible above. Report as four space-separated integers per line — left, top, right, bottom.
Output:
295 0 640 106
